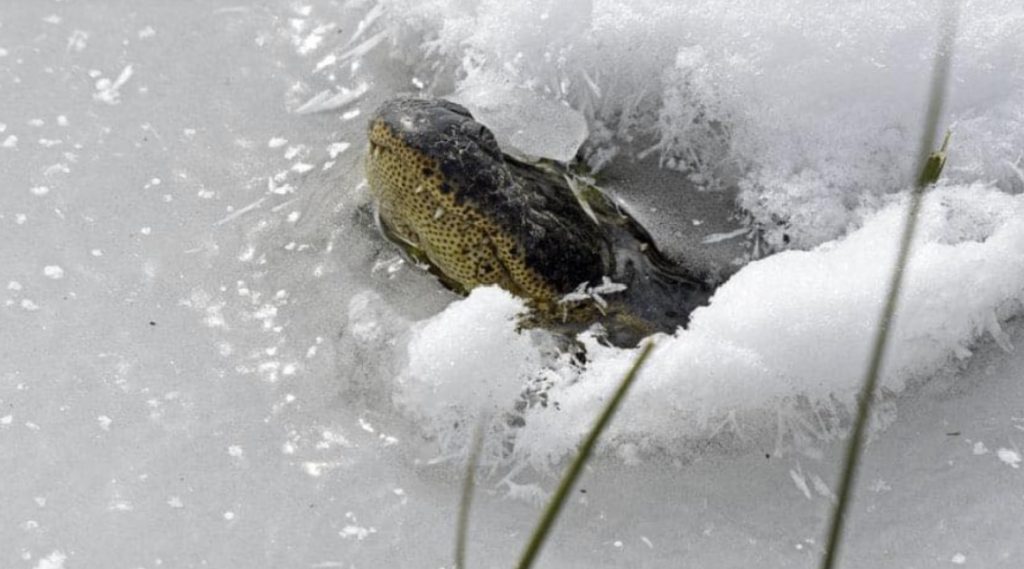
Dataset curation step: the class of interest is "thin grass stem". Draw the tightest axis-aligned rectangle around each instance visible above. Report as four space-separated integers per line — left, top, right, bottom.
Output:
516 341 656 569
455 416 488 569
818 3 959 568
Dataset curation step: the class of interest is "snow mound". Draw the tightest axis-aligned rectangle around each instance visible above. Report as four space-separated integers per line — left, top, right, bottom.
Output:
393 287 544 451
393 185 1024 468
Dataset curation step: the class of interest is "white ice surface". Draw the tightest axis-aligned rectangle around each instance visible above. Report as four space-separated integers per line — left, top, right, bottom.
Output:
3 1 1024 568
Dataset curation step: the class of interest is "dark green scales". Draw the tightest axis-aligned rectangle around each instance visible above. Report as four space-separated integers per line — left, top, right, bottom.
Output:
366 97 715 346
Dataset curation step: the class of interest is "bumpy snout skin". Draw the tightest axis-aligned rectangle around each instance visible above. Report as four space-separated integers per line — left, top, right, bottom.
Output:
365 97 609 305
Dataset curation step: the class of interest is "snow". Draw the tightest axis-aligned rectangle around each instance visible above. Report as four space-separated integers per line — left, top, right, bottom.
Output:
997 448 1021 469
31 552 66 569
3 0 1024 568
395 287 541 452
390 184 1023 469
92 65 134 105
382 0 1024 244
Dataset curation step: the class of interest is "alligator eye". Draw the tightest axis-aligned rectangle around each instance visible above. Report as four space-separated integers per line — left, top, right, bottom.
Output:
460 121 487 139
469 123 500 156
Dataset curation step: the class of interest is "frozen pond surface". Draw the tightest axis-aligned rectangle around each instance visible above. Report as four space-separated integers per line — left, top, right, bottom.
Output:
2 1 1024 568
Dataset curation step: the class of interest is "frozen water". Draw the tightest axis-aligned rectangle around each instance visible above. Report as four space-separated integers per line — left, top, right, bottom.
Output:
452 79 590 162
3 1 1024 568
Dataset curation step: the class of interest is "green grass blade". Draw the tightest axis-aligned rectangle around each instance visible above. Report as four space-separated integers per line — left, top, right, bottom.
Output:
516 341 656 569
919 129 953 187
819 3 959 569
455 416 488 569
